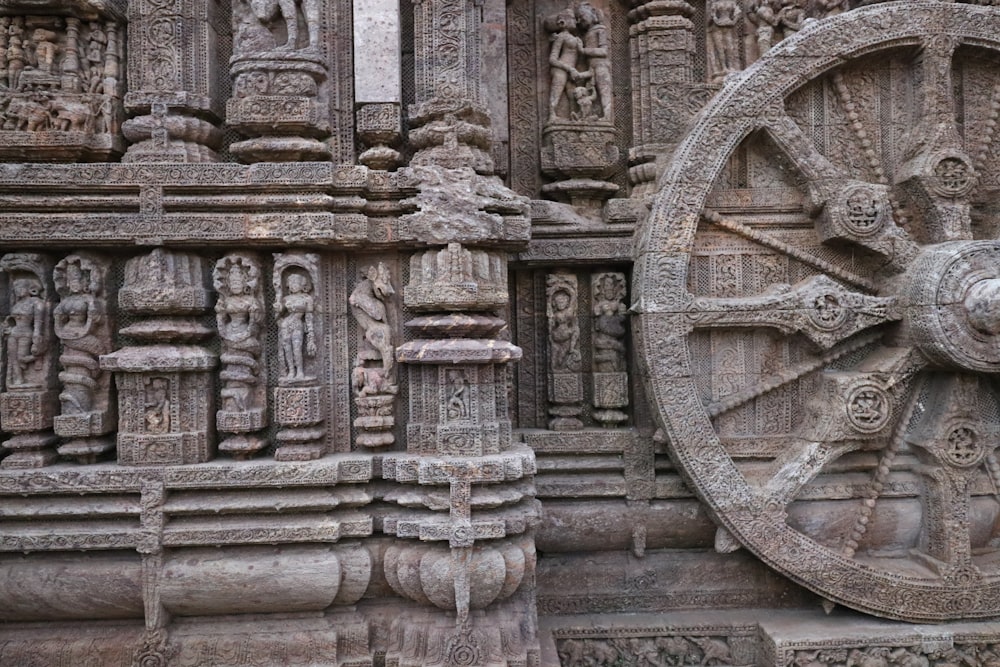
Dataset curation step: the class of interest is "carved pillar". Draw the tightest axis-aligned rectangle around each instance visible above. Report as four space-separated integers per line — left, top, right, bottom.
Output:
122 0 224 162
53 253 116 464
100 250 217 465
0 253 58 468
407 0 494 173
214 253 267 460
354 0 402 169
272 252 325 461
385 242 540 667
627 0 695 198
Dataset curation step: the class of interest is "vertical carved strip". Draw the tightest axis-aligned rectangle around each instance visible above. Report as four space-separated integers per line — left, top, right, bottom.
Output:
546 271 583 431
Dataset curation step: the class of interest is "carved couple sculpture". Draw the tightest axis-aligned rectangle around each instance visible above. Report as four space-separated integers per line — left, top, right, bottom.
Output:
545 2 612 124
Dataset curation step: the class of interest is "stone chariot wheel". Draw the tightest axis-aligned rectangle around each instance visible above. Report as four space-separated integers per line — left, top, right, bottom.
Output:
635 1 1000 622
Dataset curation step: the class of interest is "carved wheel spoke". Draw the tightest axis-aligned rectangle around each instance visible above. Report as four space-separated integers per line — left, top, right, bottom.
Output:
637 3 1000 622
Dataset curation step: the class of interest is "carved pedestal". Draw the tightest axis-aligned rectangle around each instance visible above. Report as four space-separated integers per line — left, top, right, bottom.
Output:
100 250 217 466
541 122 619 208
227 52 331 162
0 253 58 468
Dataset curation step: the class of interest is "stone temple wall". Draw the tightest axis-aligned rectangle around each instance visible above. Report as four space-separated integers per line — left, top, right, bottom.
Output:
4 0 1000 665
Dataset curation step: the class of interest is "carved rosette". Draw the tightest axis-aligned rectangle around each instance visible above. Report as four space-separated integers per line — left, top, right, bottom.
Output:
0 10 125 162
0 253 59 468
53 252 116 464
214 253 267 459
272 252 324 461
350 262 398 448
100 249 217 465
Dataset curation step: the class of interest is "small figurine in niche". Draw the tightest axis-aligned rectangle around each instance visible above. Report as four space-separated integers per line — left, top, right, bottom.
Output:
144 377 170 434
7 33 24 91
215 257 263 412
445 369 470 421
349 263 396 382
592 273 627 373
4 277 47 388
276 270 317 381
547 282 581 373
576 2 612 122
53 256 108 413
85 23 106 94
545 8 590 123
778 0 807 36
571 82 598 121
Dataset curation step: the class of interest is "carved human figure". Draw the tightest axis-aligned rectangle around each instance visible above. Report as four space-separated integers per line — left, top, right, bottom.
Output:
547 281 581 373
143 377 170 434
53 256 109 414
816 0 849 16
707 0 742 83
576 2 612 122
4 277 48 388
30 29 58 75
592 273 627 373
748 0 779 55
0 18 9 88
249 0 320 51
571 82 598 121
7 32 24 92
445 369 470 421
86 23 106 94
545 8 590 123
778 0 807 36
276 271 316 381
215 256 263 412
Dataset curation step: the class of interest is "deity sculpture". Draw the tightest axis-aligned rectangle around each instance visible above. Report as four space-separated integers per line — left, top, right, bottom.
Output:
276 271 316 382
53 254 110 415
592 272 627 373
5 277 48 388
707 0 742 83
215 255 263 412
547 275 581 373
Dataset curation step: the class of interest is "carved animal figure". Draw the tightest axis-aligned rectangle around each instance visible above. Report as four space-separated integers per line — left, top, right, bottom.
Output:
349 263 395 377
51 98 92 132
689 636 733 666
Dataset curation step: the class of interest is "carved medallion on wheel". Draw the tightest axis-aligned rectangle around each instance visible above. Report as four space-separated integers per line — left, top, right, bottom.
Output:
635 2 1000 622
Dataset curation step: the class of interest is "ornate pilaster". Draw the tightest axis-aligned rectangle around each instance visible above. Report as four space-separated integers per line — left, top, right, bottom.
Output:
100 250 217 465
627 0 695 198
122 0 225 162
386 242 540 667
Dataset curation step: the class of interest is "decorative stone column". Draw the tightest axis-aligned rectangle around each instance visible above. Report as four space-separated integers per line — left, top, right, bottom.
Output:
385 243 540 667
627 0 695 197
100 249 217 465
122 0 224 162
354 0 402 169
0 253 58 468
